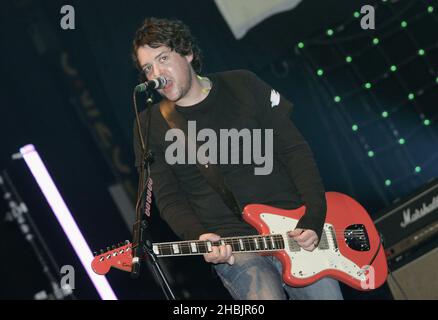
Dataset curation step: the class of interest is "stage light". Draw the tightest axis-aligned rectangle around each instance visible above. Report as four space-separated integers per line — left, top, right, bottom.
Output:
346 56 352 63
368 151 375 158
364 82 372 89
326 29 334 36
424 119 430 126
408 93 415 100
428 6 434 13
19 144 118 300
385 179 392 186
297 42 304 49
415 166 422 173
398 138 405 145
418 49 425 56
334 96 341 103
354 11 360 18
352 124 358 131
382 111 389 118
372 38 379 45
401 21 408 28
390 65 397 72
317 69 324 76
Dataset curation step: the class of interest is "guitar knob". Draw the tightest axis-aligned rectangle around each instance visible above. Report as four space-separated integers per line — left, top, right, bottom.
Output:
106 247 111 252
112 245 117 249
93 251 98 257
100 249 104 254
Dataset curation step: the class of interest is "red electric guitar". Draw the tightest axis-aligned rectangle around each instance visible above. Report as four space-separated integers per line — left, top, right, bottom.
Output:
91 192 388 291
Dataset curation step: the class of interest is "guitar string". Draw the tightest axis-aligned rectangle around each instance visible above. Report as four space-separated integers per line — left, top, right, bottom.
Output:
153 232 367 247
152 231 367 249
154 235 368 253
101 234 369 256
106 231 369 254
124 230 366 252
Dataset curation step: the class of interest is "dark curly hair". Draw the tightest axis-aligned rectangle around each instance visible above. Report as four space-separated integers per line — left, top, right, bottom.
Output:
132 17 202 75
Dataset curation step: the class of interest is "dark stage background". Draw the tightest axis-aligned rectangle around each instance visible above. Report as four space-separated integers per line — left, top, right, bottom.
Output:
0 0 437 300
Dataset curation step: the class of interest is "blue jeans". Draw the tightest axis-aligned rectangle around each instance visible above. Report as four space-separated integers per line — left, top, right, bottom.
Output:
213 253 344 300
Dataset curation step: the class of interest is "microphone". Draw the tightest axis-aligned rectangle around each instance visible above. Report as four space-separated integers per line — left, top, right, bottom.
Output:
135 76 167 92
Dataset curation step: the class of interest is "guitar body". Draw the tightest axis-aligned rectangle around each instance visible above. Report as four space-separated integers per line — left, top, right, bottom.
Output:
243 191 388 290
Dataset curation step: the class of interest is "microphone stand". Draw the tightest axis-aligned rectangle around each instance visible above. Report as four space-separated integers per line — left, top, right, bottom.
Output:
131 89 177 300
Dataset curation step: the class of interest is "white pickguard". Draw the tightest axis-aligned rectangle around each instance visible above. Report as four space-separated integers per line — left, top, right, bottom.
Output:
260 213 367 282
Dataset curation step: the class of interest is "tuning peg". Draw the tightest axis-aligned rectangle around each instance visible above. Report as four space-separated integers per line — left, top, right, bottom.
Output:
106 246 111 251
100 249 104 254
93 251 98 257
125 240 130 244
112 245 117 250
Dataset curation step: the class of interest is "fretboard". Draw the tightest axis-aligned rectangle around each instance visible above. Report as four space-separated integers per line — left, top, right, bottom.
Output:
152 234 285 257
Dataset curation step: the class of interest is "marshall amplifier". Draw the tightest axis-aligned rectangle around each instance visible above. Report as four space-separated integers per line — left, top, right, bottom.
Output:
374 178 438 299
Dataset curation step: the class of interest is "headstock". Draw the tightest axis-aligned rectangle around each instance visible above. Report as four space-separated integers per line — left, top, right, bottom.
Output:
91 240 133 275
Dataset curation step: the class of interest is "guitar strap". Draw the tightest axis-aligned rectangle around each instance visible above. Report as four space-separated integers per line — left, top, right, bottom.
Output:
159 99 242 220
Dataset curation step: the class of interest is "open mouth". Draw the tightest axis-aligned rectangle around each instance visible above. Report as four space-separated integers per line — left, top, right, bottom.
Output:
164 79 173 90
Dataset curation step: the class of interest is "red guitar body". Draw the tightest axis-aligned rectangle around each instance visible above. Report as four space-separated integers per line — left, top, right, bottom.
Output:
243 192 388 290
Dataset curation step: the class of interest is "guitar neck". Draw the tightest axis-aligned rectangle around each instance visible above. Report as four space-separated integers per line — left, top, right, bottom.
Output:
151 234 286 257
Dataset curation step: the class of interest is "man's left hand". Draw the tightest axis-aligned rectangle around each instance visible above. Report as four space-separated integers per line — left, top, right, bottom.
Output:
288 228 319 251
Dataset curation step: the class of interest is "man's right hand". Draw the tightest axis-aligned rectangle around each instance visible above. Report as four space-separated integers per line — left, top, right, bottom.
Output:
199 233 235 265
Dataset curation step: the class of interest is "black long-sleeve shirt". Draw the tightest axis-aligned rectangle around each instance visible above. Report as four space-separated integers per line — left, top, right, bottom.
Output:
133 69 327 241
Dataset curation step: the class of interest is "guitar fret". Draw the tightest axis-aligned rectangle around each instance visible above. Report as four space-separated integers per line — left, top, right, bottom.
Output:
182 243 191 254
238 239 244 251
190 242 197 253
277 236 283 249
267 236 273 250
254 238 259 250
172 243 180 254
198 242 207 253
262 237 268 250
242 238 248 251
270 236 275 249
246 238 255 251
231 240 239 252
257 237 264 250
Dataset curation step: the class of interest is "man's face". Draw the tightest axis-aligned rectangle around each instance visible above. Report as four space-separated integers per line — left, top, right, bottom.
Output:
136 45 194 102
